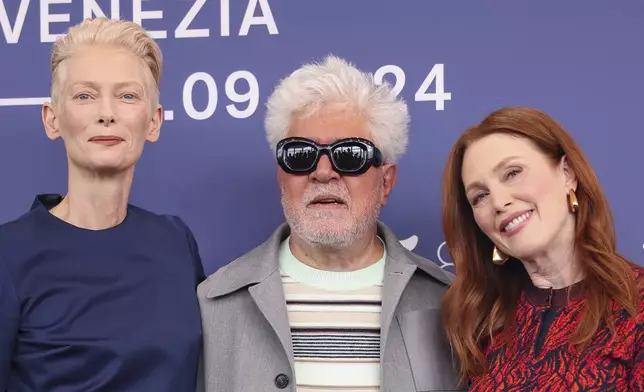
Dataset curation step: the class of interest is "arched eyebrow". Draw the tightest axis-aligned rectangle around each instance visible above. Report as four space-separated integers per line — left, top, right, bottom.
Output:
464 155 521 194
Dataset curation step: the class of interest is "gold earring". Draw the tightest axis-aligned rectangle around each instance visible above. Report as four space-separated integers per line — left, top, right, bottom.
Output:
492 246 509 266
567 189 578 213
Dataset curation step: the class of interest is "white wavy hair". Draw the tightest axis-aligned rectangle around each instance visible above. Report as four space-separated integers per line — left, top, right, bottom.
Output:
264 55 410 164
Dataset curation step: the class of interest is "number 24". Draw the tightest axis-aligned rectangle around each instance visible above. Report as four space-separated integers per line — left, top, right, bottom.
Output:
373 64 451 111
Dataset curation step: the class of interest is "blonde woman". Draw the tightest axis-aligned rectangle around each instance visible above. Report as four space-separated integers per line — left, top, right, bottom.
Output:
0 18 205 390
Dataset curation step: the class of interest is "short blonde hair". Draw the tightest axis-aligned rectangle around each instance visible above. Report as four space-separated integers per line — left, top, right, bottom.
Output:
50 17 163 108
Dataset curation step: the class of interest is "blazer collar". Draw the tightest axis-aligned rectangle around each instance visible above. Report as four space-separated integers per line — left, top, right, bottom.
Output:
206 221 451 299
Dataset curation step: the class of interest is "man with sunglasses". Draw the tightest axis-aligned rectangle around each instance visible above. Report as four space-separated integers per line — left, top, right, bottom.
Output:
196 55 461 392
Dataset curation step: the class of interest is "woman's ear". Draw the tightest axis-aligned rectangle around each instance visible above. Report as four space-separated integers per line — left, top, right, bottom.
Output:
560 155 578 191
42 102 61 141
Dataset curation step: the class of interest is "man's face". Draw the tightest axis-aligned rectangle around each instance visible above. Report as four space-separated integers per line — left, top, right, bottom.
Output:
278 106 397 247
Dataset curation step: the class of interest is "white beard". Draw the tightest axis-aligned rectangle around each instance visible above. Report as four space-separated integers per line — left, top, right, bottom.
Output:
281 182 382 248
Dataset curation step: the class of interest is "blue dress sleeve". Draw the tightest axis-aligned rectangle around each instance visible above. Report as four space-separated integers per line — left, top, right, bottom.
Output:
0 255 19 389
168 216 206 286
185 223 206 285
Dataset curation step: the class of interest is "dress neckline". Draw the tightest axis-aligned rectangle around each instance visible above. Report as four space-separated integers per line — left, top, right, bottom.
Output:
524 279 584 307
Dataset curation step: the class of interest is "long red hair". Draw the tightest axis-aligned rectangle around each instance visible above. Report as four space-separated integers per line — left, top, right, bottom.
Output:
441 106 639 384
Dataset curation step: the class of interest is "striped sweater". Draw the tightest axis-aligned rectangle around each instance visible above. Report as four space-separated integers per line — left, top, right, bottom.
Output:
278 237 386 392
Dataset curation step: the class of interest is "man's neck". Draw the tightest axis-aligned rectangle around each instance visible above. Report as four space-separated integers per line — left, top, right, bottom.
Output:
289 230 384 272
50 165 134 230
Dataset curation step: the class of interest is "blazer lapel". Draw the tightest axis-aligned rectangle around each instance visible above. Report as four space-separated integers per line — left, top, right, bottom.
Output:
377 222 452 357
206 223 295 372
380 255 417 355
248 270 295 372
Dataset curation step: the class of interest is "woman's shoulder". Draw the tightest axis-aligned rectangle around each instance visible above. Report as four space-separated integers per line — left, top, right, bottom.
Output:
127 204 195 236
631 263 644 293
630 264 644 351
623 264 644 328
634 263 644 280
634 264 644 309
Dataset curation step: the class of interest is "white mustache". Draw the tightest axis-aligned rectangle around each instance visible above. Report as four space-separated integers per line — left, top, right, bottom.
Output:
302 185 350 205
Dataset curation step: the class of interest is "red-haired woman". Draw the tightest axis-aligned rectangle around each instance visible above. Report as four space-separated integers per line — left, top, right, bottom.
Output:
441 106 643 391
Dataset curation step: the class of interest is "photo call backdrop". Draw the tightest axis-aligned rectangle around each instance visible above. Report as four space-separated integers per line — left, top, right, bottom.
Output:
0 0 642 274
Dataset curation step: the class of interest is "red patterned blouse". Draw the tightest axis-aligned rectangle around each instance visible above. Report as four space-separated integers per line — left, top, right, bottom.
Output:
469 265 644 392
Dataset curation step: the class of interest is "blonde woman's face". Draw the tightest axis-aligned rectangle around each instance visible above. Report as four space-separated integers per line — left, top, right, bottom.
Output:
43 45 161 174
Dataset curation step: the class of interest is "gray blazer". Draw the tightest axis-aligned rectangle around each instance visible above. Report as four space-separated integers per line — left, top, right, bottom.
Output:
197 222 464 391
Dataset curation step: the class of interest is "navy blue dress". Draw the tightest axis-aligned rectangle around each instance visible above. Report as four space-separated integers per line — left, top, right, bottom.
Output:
0 194 205 391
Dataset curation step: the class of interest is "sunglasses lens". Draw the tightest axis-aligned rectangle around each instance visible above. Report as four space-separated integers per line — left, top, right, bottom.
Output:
332 143 368 172
283 142 318 172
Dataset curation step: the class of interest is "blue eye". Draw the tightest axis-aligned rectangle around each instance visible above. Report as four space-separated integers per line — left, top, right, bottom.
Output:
75 93 90 100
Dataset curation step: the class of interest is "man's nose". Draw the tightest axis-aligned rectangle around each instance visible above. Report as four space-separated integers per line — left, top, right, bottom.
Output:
310 154 340 183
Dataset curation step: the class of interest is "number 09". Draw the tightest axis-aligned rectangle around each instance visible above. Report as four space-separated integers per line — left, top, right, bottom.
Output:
183 71 259 120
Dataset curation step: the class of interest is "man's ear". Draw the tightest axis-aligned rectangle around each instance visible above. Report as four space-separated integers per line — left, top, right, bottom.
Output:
42 102 61 140
380 164 397 206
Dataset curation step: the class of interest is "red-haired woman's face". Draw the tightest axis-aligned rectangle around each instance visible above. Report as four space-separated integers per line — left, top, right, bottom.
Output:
460 133 577 261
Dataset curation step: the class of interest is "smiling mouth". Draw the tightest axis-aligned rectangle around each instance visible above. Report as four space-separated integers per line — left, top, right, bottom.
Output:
501 210 533 233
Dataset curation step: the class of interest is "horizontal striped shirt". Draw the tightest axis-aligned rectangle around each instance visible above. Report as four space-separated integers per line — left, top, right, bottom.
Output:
278 237 385 392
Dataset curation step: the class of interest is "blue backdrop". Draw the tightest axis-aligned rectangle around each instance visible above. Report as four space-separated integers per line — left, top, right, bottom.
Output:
0 0 642 274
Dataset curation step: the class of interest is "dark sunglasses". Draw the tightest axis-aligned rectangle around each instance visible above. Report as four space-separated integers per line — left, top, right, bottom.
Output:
276 137 383 175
